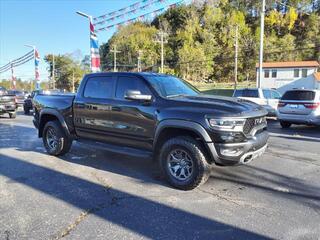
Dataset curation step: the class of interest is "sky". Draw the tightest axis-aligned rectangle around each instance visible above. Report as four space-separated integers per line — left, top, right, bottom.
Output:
0 0 183 83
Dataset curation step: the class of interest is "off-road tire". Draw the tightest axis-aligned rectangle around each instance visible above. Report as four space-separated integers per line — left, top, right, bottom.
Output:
24 106 30 115
9 112 16 119
280 121 291 128
43 120 72 156
159 136 211 190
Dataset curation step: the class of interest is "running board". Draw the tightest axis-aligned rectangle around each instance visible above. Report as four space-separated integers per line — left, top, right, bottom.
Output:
76 139 153 159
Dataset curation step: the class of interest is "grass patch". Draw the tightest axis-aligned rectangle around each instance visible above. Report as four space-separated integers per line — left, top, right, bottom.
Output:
189 81 256 97
201 89 234 97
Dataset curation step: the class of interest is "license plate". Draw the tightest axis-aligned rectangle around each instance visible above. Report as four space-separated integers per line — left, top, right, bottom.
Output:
289 104 298 109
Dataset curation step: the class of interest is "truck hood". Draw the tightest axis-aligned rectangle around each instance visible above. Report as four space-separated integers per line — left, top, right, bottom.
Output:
167 94 267 118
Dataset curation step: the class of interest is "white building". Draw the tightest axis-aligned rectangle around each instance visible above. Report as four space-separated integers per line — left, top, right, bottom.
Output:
256 61 320 94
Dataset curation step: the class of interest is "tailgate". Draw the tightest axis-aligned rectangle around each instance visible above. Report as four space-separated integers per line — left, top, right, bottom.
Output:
279 101 315 115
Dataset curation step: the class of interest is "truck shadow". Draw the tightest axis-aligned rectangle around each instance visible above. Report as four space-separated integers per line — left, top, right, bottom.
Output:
1 122 320 213
267 119 320 142
0 153 271 240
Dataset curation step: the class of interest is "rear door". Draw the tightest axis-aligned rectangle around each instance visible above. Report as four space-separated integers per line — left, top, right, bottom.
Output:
279 90 316 115
73 74 117 140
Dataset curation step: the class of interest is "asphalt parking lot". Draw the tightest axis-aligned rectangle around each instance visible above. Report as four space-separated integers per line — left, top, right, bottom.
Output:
1 112 320 240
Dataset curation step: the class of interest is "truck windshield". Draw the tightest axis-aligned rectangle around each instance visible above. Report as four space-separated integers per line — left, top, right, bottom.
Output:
145 75 199 98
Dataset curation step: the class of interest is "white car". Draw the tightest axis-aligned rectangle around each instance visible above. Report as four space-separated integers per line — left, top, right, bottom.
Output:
233 88 282 117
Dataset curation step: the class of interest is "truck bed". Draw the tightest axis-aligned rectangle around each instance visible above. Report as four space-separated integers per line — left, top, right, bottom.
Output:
33 93 75 132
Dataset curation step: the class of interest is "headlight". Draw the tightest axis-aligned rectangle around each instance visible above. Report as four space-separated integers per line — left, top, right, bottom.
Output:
208 118 246 131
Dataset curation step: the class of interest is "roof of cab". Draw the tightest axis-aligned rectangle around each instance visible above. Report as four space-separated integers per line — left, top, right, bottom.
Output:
84 72 169 78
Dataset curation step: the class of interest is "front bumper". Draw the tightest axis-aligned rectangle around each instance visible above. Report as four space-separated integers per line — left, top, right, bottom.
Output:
0 104 16 113
206 130 269 166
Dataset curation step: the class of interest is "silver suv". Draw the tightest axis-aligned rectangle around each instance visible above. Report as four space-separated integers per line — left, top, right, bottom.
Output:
278 89 320 128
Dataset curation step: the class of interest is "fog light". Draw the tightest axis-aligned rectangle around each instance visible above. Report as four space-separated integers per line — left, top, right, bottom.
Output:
220 148 243 157
220 134 235 141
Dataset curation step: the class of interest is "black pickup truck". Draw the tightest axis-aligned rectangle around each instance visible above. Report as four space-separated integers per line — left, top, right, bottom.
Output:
0 87 17 118
33 72 269 190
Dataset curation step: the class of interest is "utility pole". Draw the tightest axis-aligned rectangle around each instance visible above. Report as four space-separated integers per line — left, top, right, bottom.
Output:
155 31 168 73
10 62 16 90
72 70 75 93
52 55 55 89
137 50 143 72
234 25 238 90
258 0 266 88
110 45 120 72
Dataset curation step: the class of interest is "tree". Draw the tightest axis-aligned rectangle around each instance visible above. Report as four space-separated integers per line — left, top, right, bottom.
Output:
44 54 86 92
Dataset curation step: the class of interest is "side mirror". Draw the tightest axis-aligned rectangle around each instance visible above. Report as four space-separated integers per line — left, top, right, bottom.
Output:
125 90 152 101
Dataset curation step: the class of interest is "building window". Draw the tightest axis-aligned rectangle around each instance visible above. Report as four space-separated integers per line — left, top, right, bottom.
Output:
264 70 270 78
272 69 277 78
294 69 300 78
302 69 308 78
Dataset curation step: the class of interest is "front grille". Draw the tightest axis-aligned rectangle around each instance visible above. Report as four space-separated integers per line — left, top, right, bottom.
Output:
243 117 266 135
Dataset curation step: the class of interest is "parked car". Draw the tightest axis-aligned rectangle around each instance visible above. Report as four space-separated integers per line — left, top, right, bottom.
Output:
0 87 17 118
33 73 269 190
7 90 25 106
277 89 320 128
23 89 65 114
233 88 281 117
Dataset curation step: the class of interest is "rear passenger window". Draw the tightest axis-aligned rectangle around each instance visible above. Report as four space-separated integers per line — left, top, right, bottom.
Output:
243 90 259 98
84 77 115 99
271 90 281 99
233 90 243 97
262 90 272 99
116 76 151 99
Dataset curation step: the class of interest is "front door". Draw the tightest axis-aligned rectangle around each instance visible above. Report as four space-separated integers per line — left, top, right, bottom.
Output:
109 75 157 150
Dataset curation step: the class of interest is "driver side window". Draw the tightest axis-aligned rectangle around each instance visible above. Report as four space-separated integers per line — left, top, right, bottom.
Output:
116 76 152 100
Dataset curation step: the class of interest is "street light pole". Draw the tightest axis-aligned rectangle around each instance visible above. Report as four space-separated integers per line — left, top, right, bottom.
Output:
76 11 95 72
258 0 266 88
234 25 238 90
52 54 55 89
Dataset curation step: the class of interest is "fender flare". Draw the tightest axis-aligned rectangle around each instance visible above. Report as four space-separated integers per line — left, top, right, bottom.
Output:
153 119 218 163
153 119 212 147
39 108 71 137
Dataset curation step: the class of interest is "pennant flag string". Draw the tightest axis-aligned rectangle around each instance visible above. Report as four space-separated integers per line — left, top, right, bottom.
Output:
94 0 156 21
93 0 167 26
95 0 184 32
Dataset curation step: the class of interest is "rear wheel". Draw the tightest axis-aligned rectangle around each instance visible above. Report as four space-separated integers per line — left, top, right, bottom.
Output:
159 136 210 190
43 120 72 156
9 112 16 119
280 121 291 128
24 106 30 115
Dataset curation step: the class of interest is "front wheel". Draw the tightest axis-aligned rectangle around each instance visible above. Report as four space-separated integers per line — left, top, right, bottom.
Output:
280 121 291 128
9 112 16 119
43 120 72 156
24 106 30 115
159 136 211 190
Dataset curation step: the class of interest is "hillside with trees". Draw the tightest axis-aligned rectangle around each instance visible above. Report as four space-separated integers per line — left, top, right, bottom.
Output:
99 0 320 83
